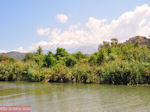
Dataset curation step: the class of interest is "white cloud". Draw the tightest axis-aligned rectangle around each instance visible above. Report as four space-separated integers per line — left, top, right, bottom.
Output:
56 14 68 23
0 47 28 53
69 24 80 31
0 49 9 53
86 17 107 32
30 4 150 53
37 27 50 36
15 47 28 53
2 5 150 54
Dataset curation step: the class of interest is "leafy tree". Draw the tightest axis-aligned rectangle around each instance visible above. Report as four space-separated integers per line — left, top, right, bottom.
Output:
73 51 87 60
44 51 57 67
98 44 103 51
37 46 43 55
97 51 105 64
134 41 140 47
103 41 110 47
107 47 111 55
111 38 118 46
98 41 110 51
34 54 45 66
9 58 16 63
65 55 77 67
88 52 98 65
55 48 68 60
23 53 36 62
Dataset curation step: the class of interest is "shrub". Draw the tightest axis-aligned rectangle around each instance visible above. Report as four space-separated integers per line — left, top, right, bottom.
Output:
65 56 77 67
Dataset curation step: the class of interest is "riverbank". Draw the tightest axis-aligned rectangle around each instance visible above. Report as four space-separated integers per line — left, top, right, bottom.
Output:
0 60 150 85
0 39 150 85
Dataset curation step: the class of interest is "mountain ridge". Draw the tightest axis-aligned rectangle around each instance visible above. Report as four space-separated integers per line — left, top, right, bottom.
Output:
1 36 150 60
0 51 26 60
124 36 150 46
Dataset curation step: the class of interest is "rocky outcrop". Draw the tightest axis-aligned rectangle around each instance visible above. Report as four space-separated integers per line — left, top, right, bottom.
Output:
125 36 150 46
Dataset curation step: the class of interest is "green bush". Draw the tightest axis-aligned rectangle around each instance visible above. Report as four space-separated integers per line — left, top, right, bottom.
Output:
65 55 77 67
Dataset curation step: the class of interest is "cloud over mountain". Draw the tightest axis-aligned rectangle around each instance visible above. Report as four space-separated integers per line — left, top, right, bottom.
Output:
1 5 150 54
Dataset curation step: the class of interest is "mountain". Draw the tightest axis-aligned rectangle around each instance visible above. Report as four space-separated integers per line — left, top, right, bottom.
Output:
0 51 26 60
0 36 150 60
125 36 150 46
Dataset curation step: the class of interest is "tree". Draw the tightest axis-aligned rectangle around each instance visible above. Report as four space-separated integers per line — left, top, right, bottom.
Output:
23 53 36 62
134 41 140 47
103 41 110 47
98 44 103 51
9 58 16 63
23 52 45 66
55 48 68 60
98 41 110 51
73 51 87 60
97 51 105 64
44 51 56 67
111 38 118 46
107 47 111 55
65 55 77 67
37 46 43 55
34 54 45 66
88 52 98 65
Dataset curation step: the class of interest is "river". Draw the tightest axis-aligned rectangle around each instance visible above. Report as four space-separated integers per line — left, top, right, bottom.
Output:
0 82 150 112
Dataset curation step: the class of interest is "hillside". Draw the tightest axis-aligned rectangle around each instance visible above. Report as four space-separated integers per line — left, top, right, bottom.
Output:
0 36 150 60
125 36 150 46
0 51 26 60
1 37 150 85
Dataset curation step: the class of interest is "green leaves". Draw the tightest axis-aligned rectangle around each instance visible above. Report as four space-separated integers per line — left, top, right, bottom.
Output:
44 51 57 67
55 48 68 60
1 39 150 84
37 46 43 55
65 55 77 67
73 51 87 60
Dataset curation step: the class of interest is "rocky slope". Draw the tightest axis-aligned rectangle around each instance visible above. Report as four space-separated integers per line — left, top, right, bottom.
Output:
125 36 150 46
1 36 150 60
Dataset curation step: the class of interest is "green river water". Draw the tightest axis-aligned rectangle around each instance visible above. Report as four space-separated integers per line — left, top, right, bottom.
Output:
0 81 150 112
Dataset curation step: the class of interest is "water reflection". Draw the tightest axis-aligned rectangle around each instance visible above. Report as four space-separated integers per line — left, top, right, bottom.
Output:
0 82 150 112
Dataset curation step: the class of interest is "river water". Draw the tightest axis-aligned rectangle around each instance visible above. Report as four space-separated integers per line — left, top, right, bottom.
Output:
0 81 150 112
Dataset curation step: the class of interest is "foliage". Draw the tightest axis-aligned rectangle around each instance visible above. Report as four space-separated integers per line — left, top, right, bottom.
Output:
0 55 10 63
37 46 43 55
73 51 87 60
23 53 36 62
44 51 57 67
65 55 77 67
1 38 150 85
55 48 68 60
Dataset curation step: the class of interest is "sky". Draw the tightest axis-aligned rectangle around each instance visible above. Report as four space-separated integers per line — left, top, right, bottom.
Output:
0 0 150 53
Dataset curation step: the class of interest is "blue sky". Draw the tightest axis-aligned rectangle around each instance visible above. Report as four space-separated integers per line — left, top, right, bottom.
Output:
0 0 150 53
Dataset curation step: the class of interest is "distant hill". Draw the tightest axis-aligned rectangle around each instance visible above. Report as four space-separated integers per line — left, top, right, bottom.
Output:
125 36 150 46
0 51 26 60
1 36 150 60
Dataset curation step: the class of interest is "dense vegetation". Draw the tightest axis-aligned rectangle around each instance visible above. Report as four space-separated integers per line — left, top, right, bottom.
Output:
0 38 150 85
